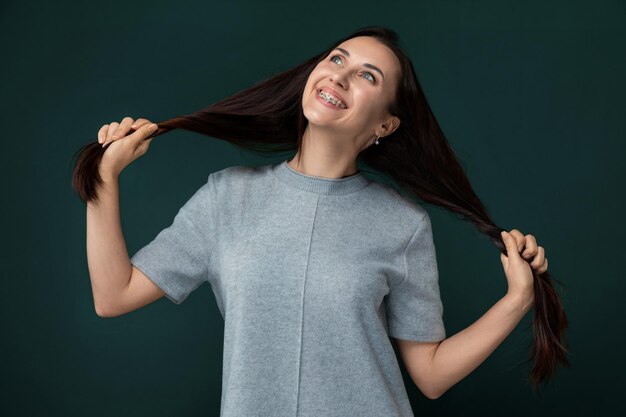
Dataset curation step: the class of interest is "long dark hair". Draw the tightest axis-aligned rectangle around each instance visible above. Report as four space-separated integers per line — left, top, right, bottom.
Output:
71 25 570 392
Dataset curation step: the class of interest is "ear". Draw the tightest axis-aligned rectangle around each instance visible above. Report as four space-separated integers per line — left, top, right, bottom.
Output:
380 116 401 137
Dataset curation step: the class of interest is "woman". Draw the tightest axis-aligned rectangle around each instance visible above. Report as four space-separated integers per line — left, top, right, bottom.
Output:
74 26 568 416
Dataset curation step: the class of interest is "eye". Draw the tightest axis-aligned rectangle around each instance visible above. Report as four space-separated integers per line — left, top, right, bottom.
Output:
329 55 377 83
362 71 376 83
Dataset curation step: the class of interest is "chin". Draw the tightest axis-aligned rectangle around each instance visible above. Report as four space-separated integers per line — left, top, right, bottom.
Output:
303 103 346 126
302 107 328 124
303 112 341 128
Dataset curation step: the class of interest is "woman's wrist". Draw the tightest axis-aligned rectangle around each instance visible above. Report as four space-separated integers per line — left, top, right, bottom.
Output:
98 167 119 183
504 290 535 313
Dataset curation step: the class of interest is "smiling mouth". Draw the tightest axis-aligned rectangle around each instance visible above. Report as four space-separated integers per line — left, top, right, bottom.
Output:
316 88 348 109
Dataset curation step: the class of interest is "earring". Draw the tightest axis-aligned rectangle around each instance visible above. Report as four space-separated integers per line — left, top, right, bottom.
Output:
375 134 380 145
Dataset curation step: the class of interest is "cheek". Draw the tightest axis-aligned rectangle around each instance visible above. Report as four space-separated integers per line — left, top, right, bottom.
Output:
354 91 381 113
304 71 323 95
302 83 317 106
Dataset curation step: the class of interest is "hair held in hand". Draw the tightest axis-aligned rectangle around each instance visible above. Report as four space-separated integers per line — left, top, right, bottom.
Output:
70 25 570 392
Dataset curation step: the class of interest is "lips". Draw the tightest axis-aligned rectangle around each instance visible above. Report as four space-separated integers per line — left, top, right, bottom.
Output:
316 86 348 108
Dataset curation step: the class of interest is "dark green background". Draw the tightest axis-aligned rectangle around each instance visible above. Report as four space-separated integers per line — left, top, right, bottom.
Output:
1 0 623 415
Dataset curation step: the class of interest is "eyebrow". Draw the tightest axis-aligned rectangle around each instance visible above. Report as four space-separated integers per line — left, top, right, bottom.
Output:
332 47 385 80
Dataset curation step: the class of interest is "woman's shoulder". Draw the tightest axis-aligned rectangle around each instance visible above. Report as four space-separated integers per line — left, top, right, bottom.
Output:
364 180 429 221
209 163 271 186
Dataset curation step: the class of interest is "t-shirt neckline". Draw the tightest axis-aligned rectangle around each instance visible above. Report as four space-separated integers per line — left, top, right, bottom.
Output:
273 159 371 195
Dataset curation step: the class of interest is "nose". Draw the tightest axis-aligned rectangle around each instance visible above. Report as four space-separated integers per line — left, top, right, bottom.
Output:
330 70 348 89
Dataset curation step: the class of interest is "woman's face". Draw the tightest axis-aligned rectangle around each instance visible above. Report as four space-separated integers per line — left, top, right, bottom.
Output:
302 36 401 147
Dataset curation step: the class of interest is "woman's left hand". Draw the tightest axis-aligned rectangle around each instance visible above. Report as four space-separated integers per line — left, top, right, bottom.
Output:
500 229 548 300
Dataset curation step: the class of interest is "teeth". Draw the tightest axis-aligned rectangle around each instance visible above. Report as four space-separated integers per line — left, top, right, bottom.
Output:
317 89 346 109
319 90 345 108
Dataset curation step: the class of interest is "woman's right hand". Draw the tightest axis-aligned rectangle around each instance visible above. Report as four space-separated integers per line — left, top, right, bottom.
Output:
97 116 158 178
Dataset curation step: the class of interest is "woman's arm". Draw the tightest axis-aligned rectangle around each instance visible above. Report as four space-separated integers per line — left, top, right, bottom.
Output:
427 292 533 399
86 120 166 317
424 229 545 398
86 171 133 316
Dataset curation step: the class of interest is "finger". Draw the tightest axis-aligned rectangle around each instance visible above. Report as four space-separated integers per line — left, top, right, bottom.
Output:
509 229 526 253
130 118 151 129
105 122 120 143
101 122 119 148
97 124 109 143
129 122 158 144
110 117 135 140
522 234 538 260
530 246 545 269
535 258 548 274
501 231 522 260
135 135 155 156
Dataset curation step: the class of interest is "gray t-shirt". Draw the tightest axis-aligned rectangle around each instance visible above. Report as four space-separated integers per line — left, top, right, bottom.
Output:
130 159 446 417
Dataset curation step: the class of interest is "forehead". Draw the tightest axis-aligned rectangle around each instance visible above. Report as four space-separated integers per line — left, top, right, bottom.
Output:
335 37 399 74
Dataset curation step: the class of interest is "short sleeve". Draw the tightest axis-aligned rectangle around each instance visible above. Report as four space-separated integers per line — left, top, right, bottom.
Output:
386 212 446 342
130 174 217 305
